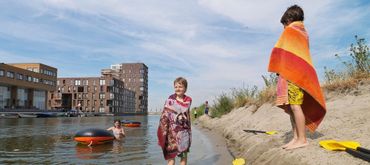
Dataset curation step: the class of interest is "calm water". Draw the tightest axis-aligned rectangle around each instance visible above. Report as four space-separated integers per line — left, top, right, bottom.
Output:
0 116 215 165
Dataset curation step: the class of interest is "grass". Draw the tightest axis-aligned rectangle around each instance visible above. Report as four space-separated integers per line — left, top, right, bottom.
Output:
190 104 206 120
208 73 277 118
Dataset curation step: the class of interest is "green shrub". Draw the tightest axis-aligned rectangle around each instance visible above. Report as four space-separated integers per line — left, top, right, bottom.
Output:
210 93 233 118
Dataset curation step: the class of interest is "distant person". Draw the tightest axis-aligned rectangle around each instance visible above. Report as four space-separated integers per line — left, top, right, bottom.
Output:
204 101 209 116
193 107 197 118
268 5 326 150
107 120 125 140
158 77 192 165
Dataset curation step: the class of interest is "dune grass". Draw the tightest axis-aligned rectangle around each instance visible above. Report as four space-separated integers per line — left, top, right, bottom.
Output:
207 73 277 118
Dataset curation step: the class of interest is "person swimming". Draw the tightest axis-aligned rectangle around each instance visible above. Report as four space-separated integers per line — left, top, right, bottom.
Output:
107 120 125 140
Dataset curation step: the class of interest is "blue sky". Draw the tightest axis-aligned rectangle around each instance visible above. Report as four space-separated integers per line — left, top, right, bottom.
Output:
1 0 369 111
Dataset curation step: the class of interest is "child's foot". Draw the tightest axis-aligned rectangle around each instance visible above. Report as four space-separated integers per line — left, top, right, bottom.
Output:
282 138 296 149
285 140 308 150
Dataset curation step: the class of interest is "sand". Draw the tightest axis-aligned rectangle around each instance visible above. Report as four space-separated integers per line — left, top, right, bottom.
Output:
197 83 370 165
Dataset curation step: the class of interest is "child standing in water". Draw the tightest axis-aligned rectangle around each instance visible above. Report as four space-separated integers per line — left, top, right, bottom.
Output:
158 77 192 165
107 120 125 140
268 5 326 150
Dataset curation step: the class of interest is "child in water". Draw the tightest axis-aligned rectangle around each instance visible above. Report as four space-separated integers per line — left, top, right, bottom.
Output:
107 119 125 140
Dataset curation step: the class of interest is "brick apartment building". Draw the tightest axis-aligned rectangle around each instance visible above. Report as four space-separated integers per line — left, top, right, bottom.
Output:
102 63 148 114
0 63 57 110
48 75 135 114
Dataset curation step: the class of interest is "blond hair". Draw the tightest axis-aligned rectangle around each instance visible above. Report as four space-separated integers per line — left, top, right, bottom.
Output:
174 77 188 90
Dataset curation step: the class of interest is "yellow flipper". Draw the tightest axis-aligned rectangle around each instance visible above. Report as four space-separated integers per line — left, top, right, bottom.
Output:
337 141 360 150
319 140 361 151
265 131 278 135
232 158 246 165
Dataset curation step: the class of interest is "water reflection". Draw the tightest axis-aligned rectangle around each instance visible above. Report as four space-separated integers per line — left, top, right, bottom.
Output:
0 116 157 164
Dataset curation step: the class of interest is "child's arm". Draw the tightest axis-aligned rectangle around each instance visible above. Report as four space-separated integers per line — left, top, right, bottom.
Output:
158 109 169 148
107 127 113 131
121 128 125 136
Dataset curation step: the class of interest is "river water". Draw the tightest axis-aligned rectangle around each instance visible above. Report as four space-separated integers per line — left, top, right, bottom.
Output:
0 115 216 164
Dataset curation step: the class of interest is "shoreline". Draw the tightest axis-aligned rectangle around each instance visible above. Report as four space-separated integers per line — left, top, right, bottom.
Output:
192 121 234 165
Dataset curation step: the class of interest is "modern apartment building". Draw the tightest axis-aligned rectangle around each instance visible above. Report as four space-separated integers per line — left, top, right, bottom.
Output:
102 63 148 114
48 75 135 114
0 63 57 110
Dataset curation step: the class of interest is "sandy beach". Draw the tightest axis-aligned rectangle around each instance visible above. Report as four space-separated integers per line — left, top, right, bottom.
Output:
197 82 370 165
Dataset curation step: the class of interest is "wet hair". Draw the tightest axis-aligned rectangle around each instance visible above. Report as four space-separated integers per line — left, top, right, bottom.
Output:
280 5 304 25
114 119 121 126
174 77 188 90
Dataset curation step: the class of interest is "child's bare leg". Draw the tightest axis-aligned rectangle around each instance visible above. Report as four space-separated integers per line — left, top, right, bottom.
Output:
285 105 308 150
180 157 187 165
282 111 298 149
167 159 175 165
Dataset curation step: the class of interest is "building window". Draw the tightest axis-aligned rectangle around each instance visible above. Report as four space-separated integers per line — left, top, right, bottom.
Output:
33 77 39 83
99 93 105 99
99 79 105 85
33 90 46 109
78 87 84 93
57 80 60 86
140 78 144 82
75 80 81 86
99 107 105 112
16 73 23 80
83 80 88 85
0 70 4 76
140 87 144 91
6 71 14 78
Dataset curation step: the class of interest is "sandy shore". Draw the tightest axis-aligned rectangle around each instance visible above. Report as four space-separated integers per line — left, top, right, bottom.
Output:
197 82 370 165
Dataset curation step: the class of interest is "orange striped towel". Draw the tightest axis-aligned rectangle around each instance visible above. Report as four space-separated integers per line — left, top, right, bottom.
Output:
268 21 326 132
